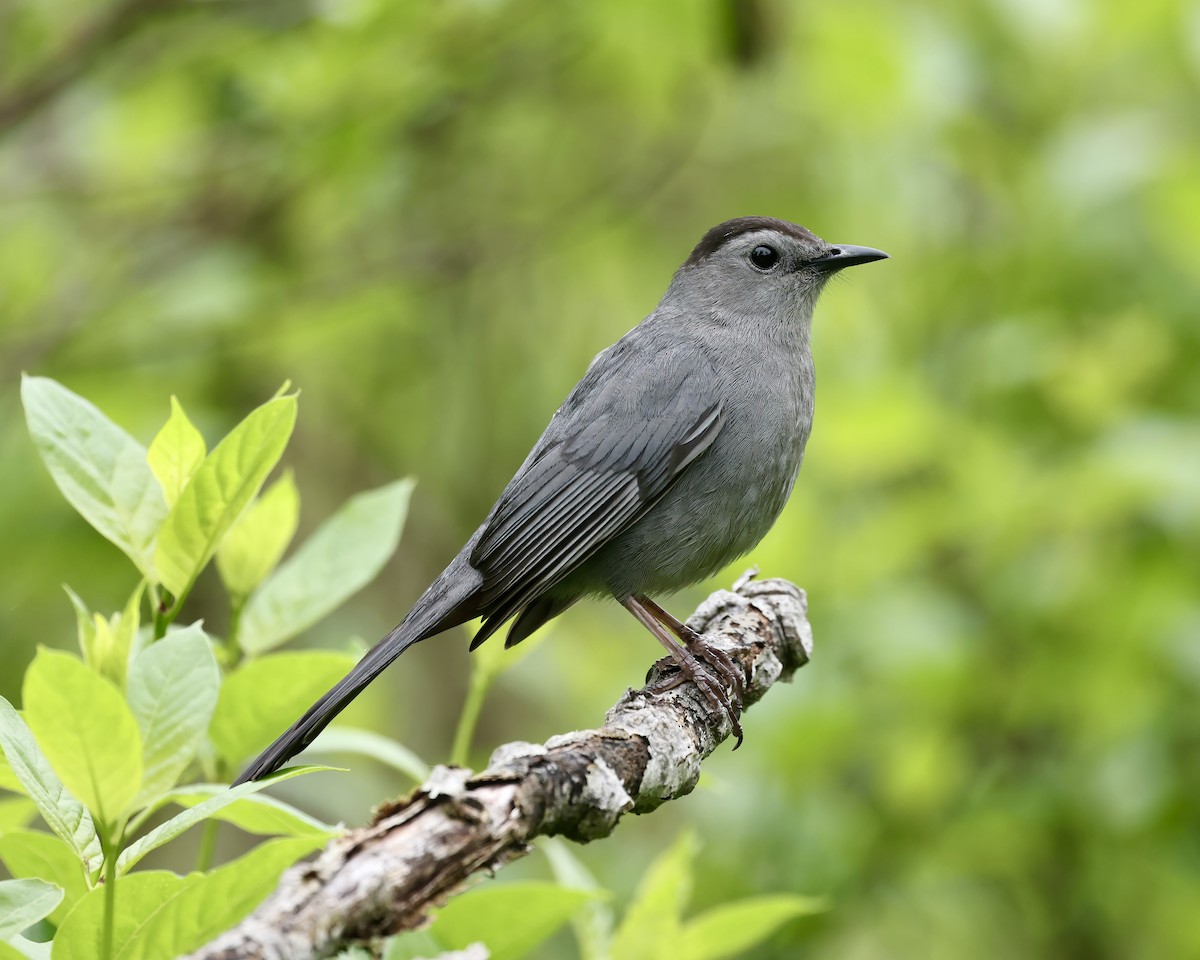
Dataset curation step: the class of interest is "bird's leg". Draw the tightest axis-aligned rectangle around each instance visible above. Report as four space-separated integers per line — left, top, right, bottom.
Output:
620 596 744 747
636 595 751 700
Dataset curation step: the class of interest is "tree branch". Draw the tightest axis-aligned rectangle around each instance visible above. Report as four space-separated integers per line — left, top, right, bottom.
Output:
188 575 813 960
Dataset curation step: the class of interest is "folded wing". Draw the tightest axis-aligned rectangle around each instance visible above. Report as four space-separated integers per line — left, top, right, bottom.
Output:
468 339 724 647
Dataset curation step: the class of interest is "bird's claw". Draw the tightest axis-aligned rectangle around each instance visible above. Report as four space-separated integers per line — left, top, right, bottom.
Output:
648 637 745 747
627 595 746 748
678 624 749 702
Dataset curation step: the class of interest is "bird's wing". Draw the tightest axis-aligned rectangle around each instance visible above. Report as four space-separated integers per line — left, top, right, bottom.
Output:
467 338 724 636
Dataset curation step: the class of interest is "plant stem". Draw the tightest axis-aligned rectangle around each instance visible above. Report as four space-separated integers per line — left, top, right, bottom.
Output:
226 596 245 666
166 580 196 625
101 826 119 960
450 670 491 768
149 584 167 640
151 585 175 640
196 759 228 870
196 818 219 872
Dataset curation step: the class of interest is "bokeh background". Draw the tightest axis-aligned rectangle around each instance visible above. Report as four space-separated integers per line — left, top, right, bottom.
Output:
2 0 1199 956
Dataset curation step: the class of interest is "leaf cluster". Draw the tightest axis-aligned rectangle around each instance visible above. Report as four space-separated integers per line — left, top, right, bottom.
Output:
1 379 415 958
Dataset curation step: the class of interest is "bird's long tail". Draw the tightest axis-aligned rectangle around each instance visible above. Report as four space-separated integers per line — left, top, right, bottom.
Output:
233 554 482 785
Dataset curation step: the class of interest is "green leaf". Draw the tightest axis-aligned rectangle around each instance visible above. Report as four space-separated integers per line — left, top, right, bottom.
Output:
125 837 323 959
208 651 358 765
154 394 298 600
0 697 101 875
541 837 614 960
22 649 143 826
50 870 197 960
20 376 166 580
0 831 90 924
431 882 597 960
80 614 112 682
382 931 447 960
8 937 51 960
0 941 29 960
61 588 95 665
126 623 221 809
46 840 321 960
109 581 146 689
216 471 300 600
79 582 145 689
0 879 62 941
12 938 49 960
0 798 37 833
116 765 332 873
238 479 414 655
146 396 207 508
610 831 696 960
155 787 338 838
677 894 827 960
0 748 22 793
306 726 429 782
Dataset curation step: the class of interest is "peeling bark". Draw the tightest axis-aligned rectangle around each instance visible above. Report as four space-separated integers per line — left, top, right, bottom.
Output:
187 576 812 960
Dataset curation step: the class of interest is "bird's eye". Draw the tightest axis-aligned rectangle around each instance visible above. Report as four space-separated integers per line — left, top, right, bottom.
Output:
749 245 780 270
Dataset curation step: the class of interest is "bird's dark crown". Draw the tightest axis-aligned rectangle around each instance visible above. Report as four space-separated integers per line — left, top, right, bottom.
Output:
684 217 819 268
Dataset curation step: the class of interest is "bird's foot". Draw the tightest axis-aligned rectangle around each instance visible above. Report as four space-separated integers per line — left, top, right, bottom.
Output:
674 622 750 703
649 650 744 748
624 595 745 747
635 595 752 701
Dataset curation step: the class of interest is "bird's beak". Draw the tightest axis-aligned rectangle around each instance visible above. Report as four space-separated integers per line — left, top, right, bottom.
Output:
811 244 890 271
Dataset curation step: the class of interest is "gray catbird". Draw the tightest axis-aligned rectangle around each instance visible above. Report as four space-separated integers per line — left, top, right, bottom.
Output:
234 216 887 784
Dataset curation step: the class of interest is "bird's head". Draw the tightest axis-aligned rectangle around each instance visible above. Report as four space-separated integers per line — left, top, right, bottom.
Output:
667 216 888 329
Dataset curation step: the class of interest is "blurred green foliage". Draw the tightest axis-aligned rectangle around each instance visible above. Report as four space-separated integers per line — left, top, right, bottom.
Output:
1 0 1198 956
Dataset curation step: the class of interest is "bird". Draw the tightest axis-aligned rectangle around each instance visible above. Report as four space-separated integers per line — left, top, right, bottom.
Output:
234 216 887 785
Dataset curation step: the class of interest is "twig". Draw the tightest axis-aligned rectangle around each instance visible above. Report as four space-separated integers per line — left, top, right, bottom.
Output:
187 576 813 960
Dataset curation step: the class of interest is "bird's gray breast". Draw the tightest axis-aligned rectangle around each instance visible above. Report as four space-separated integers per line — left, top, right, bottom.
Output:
585 333 814 598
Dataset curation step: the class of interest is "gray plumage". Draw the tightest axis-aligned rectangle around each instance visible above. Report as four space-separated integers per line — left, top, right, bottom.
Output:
234 216 886 784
